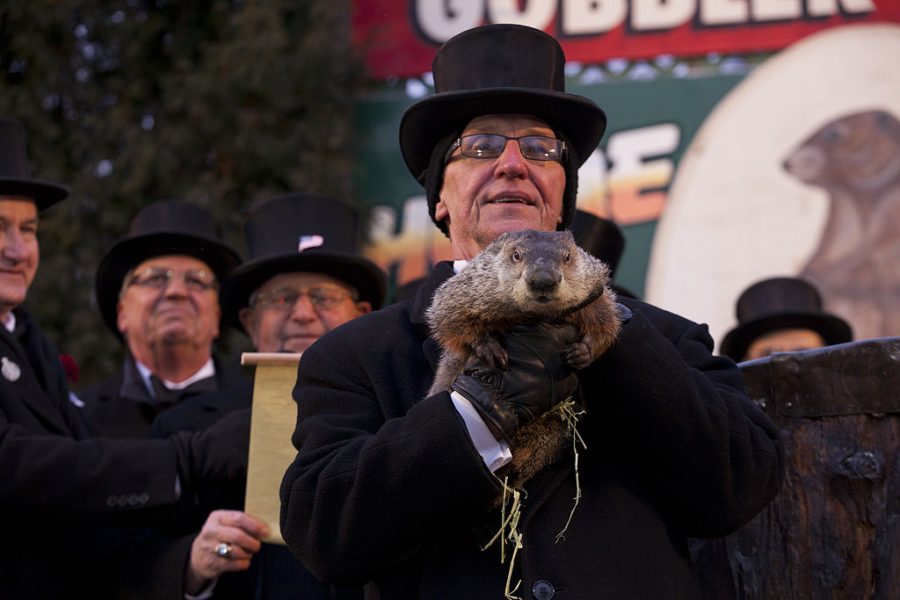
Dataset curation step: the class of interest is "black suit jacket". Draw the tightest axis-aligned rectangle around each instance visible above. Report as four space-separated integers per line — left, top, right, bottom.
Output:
76 354 247 599
152 379 253 437
0 308 184 599
79 353 246 439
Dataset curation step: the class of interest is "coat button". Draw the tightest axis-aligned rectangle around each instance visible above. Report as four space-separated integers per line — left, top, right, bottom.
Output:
532 580 555 600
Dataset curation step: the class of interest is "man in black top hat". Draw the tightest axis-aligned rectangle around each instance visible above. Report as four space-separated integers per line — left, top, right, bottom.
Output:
80 199 245 439
721 276 853 362
151 192 385 599
0 115 256 598
279 24 783 600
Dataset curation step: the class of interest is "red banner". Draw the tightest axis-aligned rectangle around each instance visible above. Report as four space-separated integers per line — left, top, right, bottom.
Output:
353 0 900 79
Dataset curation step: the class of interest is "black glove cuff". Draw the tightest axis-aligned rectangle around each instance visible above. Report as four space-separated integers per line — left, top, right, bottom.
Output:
451 373 518 443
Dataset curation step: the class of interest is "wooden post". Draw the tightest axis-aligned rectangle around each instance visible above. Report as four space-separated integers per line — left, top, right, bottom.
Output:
694 337 900 599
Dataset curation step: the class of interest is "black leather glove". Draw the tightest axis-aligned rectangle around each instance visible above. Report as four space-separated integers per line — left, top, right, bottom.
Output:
451 322 580 445
171 408 250 511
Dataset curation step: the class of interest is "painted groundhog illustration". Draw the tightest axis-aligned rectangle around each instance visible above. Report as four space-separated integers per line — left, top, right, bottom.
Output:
426 229 622 486
783 108 900 340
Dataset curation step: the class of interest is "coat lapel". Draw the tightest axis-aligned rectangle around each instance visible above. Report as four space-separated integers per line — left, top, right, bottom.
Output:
0 323 71 435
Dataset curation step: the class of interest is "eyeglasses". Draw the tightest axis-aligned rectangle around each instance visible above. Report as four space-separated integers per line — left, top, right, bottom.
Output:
445 133 566 163
250 286 357 311
124 267 218 292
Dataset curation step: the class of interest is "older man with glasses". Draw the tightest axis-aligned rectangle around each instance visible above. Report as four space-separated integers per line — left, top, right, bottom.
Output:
279 24 783 600
151 192 385 599
80 199 244 438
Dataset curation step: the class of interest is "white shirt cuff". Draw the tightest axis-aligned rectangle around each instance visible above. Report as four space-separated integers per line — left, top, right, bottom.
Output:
450 391 512 472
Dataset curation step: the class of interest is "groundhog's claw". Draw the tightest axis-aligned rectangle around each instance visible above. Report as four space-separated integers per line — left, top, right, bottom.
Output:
564 341 592 370
473 336 508 370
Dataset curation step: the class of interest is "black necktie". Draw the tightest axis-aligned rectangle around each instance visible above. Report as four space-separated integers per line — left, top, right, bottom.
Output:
149 374 217 407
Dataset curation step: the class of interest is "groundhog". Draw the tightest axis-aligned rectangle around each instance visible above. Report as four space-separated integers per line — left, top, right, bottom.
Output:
426 229 622 487
783 108 900 339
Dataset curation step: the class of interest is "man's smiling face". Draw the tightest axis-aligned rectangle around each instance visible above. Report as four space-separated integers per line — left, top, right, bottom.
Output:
0 197 39 319
436 114 566 260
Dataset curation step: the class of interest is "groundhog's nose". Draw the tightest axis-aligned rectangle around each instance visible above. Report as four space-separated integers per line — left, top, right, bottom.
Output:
528 268 560 293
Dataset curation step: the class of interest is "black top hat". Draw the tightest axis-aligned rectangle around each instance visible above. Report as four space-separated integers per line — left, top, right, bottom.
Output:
570 210 638 299
570 210 624 276
720 277 852 361
220 193 388 329
399 24 607 180
0 116 69 211
95 199 241 336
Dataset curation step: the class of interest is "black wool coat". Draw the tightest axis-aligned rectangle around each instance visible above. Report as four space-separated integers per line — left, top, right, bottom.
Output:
280 262 784 600
0 308 183 599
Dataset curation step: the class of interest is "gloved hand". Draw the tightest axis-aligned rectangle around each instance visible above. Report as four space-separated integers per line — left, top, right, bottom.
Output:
451 322 581 445
171 408 251 511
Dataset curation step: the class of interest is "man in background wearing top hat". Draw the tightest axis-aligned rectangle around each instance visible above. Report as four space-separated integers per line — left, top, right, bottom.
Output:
279 24 782 599
721 276 853 362
0 116 258 598
152 192 384 599
80 199 245 439
569 209 639 300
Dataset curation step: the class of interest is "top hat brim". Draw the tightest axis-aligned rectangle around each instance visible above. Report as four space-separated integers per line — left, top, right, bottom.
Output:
96 232 241 337
220 253 388 330
400 87 607 180
0 178 69 212
720 311 853 362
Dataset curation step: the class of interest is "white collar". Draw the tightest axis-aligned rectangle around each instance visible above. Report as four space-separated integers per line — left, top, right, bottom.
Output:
135 357 216 396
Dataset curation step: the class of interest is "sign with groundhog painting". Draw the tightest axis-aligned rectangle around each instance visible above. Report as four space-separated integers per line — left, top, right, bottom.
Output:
646 23 900 349
352 0 899 79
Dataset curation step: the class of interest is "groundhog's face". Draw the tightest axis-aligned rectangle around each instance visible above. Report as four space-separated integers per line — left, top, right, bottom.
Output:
783 109 900 192
489 230 609 317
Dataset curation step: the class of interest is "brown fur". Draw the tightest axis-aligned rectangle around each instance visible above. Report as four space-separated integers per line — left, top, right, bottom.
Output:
784 109 900 339
426 229 622 488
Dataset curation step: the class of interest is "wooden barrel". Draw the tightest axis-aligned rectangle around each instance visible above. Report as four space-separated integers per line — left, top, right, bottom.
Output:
693 337 900 599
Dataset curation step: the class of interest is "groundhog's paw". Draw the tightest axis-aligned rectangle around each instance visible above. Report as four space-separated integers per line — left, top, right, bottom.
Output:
564 341 592 370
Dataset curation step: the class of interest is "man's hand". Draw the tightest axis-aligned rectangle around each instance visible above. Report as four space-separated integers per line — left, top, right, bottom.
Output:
185 509 269 595
451 322 580 445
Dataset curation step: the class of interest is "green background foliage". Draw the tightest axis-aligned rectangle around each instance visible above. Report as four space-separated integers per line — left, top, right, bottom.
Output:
0 0 359 386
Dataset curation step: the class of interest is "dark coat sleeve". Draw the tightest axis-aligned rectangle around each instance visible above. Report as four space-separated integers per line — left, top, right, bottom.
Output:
585 299 783 536
0 418 182 522
279 308 502 584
